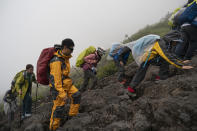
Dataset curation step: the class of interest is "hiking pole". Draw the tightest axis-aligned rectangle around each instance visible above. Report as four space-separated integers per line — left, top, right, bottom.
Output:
35 83 38 114
9 102 12 130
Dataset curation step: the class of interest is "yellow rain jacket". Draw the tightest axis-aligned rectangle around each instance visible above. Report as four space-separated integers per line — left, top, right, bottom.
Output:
142 41 183 69
49 51 73 97
12 70 36 99
49 50 80 131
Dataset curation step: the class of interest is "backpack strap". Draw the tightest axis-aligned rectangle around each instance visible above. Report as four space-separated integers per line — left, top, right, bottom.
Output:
50 56 66 70
49 56 68 88
95 52 101 62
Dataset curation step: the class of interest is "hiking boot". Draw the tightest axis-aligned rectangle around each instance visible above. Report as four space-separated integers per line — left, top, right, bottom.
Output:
127 86 136 98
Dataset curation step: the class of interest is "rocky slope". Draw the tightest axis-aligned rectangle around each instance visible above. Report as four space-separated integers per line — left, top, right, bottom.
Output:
1 56 197 131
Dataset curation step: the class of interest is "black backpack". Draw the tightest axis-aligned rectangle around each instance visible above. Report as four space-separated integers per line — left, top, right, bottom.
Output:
163 30 183 45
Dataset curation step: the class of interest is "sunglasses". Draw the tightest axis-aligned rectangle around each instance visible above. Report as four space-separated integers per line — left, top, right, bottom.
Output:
67 47 74 51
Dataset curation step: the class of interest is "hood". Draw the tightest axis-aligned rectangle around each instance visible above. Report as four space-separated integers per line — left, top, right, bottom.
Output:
54 50 72 60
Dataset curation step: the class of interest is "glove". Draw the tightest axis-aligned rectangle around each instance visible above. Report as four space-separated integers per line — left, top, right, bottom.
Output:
91 67 97 74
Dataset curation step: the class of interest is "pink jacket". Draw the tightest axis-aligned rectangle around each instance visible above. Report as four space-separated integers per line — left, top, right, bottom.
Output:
82 52 101 70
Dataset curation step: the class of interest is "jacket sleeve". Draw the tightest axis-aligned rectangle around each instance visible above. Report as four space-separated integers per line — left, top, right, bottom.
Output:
185 0 194 6
15 73 25 93
153 42 183 68
84 54 97 64
50 61 66 98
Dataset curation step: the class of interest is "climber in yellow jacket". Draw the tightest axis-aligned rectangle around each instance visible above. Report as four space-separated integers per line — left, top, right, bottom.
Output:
12 64 36 118
49 38 81 131
126 34 193 97
108 33 193 98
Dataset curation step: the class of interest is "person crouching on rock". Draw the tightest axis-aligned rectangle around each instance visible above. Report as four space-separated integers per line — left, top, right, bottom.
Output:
108 34 193 98
107 42 132 86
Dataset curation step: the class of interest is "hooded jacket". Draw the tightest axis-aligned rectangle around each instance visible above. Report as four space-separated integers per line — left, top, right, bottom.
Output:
49 50 73 99
12 70 36 100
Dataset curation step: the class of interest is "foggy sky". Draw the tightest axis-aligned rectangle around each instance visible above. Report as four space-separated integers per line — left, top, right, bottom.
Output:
0 0 185 96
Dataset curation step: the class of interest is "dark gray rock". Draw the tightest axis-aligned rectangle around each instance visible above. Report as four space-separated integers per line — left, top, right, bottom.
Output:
24 123 44 131
1 56 197 131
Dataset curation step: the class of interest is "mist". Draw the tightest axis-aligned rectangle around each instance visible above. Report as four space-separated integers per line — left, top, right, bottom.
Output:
0 0 185 96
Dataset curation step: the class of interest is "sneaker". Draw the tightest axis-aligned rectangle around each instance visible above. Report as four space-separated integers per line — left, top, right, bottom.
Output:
127 86 136 97
25 113 32 117
21 115 25 119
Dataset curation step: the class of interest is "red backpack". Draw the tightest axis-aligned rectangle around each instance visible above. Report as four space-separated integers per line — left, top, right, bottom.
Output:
37 45 61 85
